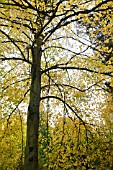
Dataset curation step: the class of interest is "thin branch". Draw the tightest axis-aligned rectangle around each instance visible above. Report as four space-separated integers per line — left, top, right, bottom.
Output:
0 29 26 59
18 109 24 169
41 95 86 125
7 89 30 126
43 45 89 55
41 79 105 92
44 71 63 98
43 0 112 41
0 57 32 64
2 78 30 92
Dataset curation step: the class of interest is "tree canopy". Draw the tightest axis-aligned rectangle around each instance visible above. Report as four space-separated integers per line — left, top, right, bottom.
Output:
0 0 113 169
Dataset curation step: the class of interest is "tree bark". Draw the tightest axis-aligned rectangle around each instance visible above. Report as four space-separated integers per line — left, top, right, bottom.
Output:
24 36 43 170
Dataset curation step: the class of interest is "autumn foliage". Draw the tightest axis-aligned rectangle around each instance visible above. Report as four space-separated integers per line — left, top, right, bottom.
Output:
0 0 113 169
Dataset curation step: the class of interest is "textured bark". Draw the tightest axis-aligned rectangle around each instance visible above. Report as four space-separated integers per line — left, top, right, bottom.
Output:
24 36 43 170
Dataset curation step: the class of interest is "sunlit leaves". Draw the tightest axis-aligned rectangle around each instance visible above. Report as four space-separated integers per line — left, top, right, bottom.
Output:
0 0 113 169
40 116 113 169
0 114 26 170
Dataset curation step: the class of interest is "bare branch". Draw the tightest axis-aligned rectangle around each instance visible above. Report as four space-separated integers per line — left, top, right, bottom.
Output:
41 64 113 77
0 57 32 64
6 89 30 126
41 95 86 125
0 29 26 59
41 79 105 92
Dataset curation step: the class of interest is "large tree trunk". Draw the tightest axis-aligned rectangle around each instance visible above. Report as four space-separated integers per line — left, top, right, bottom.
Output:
24 36 43 170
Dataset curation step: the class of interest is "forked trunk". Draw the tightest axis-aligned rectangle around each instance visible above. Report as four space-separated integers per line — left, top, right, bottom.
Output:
24 36 42 170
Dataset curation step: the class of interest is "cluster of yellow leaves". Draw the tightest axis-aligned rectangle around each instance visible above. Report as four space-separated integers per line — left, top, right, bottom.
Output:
0 0 113 169
38 116 113 169
0 115 26 170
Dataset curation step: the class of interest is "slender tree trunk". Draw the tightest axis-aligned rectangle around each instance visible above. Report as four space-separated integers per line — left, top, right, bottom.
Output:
24 36 43 170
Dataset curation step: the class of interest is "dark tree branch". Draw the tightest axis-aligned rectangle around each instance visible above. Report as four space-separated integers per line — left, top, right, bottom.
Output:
43 45 89 55
44 71 63 98
2 78 30 92
41 95 86 125
0 29 26 59
0 57 32 64
41 79 105 92
41 64 113 77
6 89 30 125
43 0 112 41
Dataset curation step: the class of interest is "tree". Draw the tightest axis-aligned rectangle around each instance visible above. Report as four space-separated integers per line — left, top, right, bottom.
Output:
0 0 113 169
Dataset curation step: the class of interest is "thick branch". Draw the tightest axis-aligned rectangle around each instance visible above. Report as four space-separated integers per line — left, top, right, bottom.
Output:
41 65 113 77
